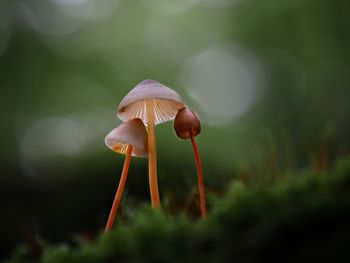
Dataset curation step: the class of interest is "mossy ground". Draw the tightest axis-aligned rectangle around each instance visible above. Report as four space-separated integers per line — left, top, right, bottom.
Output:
6 157 350 263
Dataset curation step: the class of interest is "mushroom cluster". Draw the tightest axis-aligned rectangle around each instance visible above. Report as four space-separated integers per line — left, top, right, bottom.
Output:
104 79 207 231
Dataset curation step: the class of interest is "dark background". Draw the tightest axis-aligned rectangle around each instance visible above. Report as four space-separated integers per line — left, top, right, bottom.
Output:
0 0 349 259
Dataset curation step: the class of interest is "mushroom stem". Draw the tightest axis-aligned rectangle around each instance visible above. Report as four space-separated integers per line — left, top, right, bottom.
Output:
190 136 207 218
146 99 160 208
105 145 133 232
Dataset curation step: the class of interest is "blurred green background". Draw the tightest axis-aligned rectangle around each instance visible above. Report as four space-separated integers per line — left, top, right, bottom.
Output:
0 0 349 259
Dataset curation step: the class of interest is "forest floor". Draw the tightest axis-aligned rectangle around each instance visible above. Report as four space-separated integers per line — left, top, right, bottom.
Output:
6 157 350 263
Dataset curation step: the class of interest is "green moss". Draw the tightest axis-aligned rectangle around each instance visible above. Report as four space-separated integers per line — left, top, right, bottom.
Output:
7 158 350 263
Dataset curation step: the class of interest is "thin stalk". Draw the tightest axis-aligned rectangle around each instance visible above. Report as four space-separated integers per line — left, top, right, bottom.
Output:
146 99 160 208
105 145 133 232
190 136 207 218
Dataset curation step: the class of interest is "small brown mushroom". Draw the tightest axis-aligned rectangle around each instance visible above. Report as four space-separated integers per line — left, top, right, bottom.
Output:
117 79 185 208
104 118 148 231
174 107 207 218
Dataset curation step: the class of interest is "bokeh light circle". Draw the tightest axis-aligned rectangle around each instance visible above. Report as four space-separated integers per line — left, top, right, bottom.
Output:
19 117 87 161
141 0 200 15
179 45 264 126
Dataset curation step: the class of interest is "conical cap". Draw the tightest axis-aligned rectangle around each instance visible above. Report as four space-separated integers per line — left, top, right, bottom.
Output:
105 118 148 157
117 79 185 125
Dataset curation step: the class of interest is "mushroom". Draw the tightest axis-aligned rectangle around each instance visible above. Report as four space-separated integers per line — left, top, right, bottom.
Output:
104 118 148 231
174 107 207 218
117 79 185 208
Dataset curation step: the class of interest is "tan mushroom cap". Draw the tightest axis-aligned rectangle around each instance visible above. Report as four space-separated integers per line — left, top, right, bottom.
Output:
117 79 185 125
105 118 148 157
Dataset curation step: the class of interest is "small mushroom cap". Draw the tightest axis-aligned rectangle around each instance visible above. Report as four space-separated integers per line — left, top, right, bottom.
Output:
117 79 185 125
105 118 148 157
174 107 201 139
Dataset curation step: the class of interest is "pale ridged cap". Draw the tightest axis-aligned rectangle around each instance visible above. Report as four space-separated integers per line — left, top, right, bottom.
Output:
117 79 185 125
105 118 148 157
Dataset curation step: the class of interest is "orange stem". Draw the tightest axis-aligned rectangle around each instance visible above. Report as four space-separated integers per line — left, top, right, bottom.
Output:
146 99 160 208
190 136 207 218
105 145 133 232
